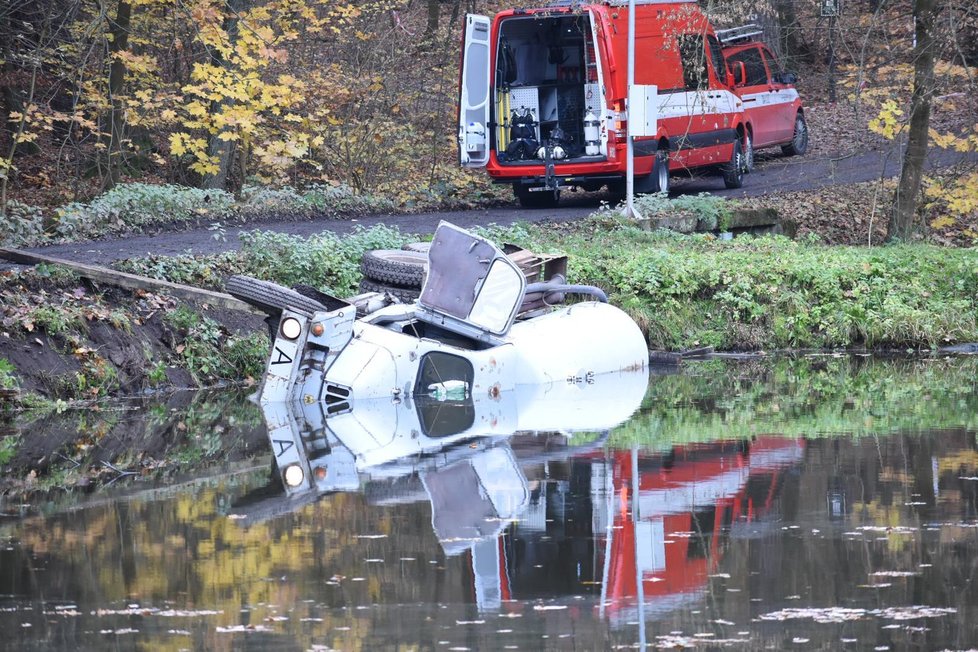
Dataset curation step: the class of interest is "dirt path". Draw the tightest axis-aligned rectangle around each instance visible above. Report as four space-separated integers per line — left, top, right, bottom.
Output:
15 146 976 267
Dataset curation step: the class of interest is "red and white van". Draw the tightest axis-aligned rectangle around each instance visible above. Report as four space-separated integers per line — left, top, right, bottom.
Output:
458 0 749 208
718 25 807 171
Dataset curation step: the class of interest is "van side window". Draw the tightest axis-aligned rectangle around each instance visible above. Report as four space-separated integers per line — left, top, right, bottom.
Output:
727 47 769 87
677 34 707 91
706 36 727 86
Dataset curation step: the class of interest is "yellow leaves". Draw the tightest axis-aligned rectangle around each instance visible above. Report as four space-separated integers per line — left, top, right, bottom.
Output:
169 133 188 156
868 100 904 140
930 216 955 229
111 50 158 75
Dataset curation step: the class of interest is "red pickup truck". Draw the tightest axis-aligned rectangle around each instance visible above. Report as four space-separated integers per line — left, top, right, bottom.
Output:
718 25 808 172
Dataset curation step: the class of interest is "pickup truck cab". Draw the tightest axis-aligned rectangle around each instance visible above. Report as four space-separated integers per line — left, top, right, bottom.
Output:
718 25 807 171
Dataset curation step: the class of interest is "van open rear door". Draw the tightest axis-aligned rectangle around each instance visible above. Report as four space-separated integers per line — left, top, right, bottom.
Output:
458 14 491 168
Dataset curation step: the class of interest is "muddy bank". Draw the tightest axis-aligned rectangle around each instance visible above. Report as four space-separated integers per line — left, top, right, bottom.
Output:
0 269 267 401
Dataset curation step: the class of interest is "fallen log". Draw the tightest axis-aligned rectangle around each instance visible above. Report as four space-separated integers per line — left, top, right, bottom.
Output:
0 246 256 313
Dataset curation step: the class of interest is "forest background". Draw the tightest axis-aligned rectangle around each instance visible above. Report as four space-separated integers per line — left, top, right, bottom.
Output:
0 0 976 246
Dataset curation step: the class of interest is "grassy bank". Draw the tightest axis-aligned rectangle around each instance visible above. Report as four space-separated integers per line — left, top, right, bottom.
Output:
0 214 975 407
120 214 978 351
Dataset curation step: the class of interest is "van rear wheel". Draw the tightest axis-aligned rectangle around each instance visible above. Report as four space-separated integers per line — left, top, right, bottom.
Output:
652 149 670 193
722 138 745 189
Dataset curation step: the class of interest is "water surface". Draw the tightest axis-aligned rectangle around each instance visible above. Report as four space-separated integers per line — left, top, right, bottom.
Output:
1 356 977 650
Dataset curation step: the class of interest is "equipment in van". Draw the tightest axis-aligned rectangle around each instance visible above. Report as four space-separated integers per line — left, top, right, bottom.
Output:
502 107 539 161
583 108 600 156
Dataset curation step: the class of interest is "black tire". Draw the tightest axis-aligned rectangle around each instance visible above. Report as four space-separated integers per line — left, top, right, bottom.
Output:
360 250 427 287
722 138 745 189
359 278 421 303
402 241 431 254
651 148 670 193
781 114 809 156
226 275 326 316
743 131 755 173
514 185 560 209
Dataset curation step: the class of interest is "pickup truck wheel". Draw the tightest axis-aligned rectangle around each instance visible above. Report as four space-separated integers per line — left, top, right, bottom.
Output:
359 278 421 302
743 132 755 172
722 138 745 189
226 275 327 316
782 114 809 156
361 250 427 287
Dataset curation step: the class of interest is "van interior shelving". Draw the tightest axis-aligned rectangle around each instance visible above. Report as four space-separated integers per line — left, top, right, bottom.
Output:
493 14 603 164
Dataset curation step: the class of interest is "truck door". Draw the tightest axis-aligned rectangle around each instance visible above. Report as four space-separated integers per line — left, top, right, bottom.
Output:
458 14 492 168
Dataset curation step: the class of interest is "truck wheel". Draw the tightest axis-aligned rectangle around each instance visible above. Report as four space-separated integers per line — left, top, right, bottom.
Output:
652 149 670 193
359 278 421 303
514 185 560 209
722 138 745 189
226 275 327 316
361 250 427 287
781 114 808 156
743 132 755 172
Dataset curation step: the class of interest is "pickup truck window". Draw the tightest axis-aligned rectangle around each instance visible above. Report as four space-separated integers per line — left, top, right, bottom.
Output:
727 47 768 86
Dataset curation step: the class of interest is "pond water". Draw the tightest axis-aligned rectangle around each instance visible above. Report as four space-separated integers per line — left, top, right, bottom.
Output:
1 356 977 651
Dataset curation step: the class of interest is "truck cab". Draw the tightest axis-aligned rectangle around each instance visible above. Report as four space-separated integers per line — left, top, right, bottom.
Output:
717 24 807 171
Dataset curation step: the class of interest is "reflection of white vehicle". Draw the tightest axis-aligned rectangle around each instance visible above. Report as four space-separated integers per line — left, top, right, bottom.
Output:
233 368 647 575
228 221 649 490
257 365 647 497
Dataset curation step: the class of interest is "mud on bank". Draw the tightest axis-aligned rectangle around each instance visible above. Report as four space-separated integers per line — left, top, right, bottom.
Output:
0 266 267 402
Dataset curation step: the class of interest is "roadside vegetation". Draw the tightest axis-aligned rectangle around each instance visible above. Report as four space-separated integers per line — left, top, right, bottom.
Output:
112 211 977 352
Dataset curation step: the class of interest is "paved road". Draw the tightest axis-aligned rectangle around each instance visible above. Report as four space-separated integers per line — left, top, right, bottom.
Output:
13 145 976 267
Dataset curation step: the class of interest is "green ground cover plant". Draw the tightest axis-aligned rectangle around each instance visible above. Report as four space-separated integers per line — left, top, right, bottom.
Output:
118 215 978 351
164 307 268 383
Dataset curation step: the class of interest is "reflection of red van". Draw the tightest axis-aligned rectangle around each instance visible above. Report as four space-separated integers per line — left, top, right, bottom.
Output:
718 25 807 172
458 1 748 208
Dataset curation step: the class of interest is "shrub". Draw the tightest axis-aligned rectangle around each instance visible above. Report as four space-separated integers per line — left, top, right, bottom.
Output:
55 183 235 239
0 200 46 246
238 183 395 220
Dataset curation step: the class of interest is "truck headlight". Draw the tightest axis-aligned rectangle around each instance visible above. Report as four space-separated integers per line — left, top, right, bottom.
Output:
280 317 302 340
283 464 304 487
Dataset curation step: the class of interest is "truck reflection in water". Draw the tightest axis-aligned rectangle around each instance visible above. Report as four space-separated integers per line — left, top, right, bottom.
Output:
233 366 803 624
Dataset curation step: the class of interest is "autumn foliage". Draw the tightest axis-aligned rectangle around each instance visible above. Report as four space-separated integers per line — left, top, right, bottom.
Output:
0 0 975 242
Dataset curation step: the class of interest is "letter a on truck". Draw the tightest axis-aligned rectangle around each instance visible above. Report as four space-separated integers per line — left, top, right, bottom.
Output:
458 1 749 208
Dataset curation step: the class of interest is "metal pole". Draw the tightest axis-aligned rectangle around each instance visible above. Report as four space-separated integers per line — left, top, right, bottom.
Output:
623 0 639 219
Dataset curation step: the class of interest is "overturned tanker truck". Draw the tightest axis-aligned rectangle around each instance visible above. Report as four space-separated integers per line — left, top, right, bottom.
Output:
227 222 649 477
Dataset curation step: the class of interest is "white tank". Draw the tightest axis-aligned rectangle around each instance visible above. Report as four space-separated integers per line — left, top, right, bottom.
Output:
584 109 600 155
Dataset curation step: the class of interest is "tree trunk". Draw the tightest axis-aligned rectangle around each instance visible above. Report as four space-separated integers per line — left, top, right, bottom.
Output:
772 0 809 64
203 0 244 192
102 0 132 190
423 0 439 40
886 0 937 242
